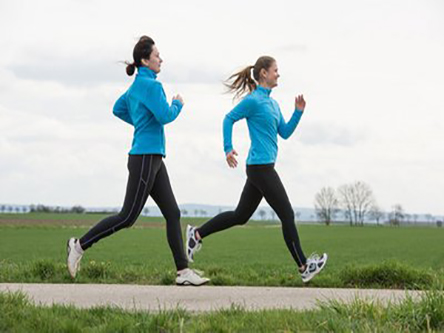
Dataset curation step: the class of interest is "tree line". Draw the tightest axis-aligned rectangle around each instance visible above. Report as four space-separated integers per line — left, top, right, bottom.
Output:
314 181 442 227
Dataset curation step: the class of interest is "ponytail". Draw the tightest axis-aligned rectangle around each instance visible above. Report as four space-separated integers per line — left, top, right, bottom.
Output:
125 62 136 76
224 65 256 100
225 56 276 99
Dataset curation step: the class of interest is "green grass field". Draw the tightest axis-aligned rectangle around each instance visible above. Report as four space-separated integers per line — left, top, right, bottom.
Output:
0 213 443 288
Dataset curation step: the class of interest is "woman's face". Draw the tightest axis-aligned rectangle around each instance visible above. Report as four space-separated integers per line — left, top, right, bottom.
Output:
261 62 280 88
143 45 163 73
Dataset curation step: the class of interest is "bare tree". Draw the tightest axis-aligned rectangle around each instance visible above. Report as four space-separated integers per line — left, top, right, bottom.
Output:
258 209 266 220
369 205 384 225
314 187 338 226
390 204 404 226
338 181 375 226
425 214 434 223
295 210 302 222
404 213 411 223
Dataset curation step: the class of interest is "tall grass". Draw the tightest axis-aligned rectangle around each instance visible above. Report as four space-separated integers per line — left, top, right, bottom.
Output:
1 286 443 332
0 258 440 289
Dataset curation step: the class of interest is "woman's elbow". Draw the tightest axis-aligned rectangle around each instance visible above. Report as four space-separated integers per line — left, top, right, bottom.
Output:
279 130 291 140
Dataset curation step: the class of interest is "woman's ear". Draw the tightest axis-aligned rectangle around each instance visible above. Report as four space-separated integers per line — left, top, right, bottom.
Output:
141 58 149 67
260 68 267 80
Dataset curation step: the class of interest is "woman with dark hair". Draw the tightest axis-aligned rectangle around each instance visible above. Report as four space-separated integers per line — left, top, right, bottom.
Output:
67 36 209 286
186 56 327 283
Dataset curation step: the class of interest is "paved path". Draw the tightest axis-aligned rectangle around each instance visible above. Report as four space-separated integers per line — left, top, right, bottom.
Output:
0 283 422 312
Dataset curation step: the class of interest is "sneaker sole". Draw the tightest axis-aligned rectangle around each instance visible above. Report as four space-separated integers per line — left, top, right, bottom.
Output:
66 238 77 279
186 225 194 263
176 279 210 286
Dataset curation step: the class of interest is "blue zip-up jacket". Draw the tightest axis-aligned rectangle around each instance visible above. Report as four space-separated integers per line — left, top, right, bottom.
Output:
113 67 183 156
223 85 303 165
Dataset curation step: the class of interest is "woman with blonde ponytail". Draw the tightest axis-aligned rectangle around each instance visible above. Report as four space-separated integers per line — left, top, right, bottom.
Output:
66 36 209 286
186 56 328 283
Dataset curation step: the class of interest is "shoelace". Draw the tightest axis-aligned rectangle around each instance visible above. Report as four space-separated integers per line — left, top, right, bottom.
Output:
307 252 320 263
192 269 205 277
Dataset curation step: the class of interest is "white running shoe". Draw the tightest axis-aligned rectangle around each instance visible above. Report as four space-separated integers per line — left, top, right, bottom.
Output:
301 253 328 283
176 268 210 286
186 225 202 263
67 237 84 279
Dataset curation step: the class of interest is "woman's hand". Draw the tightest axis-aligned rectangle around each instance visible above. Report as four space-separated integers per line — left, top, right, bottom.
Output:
295 94 306 112
173 94 184 105
226 149 238 168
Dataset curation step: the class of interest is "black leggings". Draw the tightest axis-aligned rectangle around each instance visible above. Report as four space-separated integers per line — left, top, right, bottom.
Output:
79 154 188 271
197 164 307 267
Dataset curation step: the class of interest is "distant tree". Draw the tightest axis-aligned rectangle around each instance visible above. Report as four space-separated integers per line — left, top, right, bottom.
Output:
295 210 302 222
389 204 404 226
314 187 338 226
7 206 13 213
413 214 419 223
200 209 207 217
194 209 199 217
425 214 434 223
338 181 375 226
369 205 384 226
437 220 443 228
143 208 150 216
404 213 411 223
0 205 5 213
181 209 188 217
70 205 85 214
258 209 266 220
14 206 20 213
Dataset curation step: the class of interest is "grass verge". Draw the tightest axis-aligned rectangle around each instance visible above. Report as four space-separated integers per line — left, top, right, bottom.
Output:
0 286 443 332
0 259 440 289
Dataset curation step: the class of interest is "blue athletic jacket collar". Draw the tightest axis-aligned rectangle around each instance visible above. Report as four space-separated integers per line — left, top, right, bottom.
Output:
137 67 157 79
255 85 272 96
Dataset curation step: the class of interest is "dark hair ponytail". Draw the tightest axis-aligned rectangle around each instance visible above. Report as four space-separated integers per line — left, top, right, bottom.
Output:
124 35 155 76
126 63 136 76
225 56 276 99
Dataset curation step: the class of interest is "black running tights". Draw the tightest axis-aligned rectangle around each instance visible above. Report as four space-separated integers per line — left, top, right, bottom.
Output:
79 154 188 271
197 164 307 267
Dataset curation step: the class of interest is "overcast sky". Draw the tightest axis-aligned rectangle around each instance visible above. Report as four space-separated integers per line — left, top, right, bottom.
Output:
0 0 443 216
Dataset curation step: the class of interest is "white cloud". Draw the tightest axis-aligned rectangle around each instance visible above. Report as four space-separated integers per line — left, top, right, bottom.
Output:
0 0 443 216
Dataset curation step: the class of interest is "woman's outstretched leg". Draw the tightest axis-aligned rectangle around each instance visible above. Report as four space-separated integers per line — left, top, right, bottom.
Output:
67 155 162 278
186 178 262 262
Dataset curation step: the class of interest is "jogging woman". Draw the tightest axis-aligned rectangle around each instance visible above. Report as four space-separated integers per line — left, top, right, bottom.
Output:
186 56 327 283
67 36 209 286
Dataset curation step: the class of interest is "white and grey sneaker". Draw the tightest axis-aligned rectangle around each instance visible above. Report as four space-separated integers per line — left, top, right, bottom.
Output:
186 225 202 263
67 237 84 279
301 253 328 283
176 268 210 286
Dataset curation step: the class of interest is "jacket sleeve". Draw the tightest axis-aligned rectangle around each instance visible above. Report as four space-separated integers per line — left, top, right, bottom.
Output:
113 92 133 125
223 97 253 154
141 81 183 125
278 108 303 139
